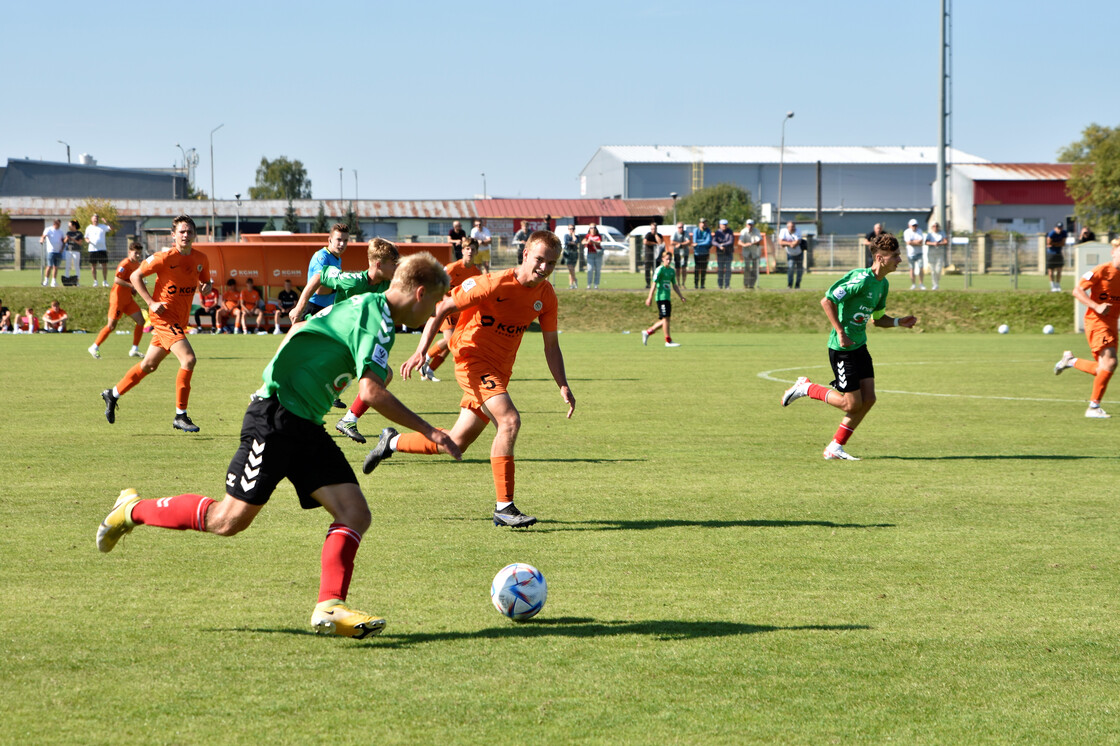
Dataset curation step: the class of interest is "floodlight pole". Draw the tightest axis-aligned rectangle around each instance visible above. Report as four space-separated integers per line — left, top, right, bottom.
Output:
57 140 70 164
670 192 678 225
209 123 224 238
776 111 794 237
235 194 242 243
936 0 950 232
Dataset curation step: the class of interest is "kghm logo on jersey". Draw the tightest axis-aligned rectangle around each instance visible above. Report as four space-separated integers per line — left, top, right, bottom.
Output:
851 312 870 325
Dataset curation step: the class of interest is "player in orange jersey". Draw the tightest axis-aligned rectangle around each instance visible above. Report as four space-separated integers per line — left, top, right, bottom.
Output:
100 215 212 432
88 241 146 359
217 278 241 333
362 231 576 527
418 237 483 382
238 277 265 334
1053 237 1120 418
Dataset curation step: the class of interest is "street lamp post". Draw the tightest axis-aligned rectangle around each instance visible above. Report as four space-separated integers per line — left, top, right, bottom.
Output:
235 194 242 243
175 143 188 199
353 169 358 202
776 111 794 241
339 168 344 203
481 173 487 199
670 192 678 225
209 124 224 238
57 140 70 164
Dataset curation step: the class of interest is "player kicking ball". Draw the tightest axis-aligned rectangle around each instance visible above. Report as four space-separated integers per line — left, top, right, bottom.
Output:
362 231 576 527
96 254 461 639
780 232 917 460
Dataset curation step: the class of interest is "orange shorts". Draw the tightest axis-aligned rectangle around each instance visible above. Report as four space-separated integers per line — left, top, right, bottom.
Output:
150 321 188 351
453 357 509 417
108 292 140 321
1085 320 1118 356
223 300 239 312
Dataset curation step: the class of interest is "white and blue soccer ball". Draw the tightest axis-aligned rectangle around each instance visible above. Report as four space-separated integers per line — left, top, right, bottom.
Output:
490 563 547 621
1043 324 1055 335
997 324 1010 334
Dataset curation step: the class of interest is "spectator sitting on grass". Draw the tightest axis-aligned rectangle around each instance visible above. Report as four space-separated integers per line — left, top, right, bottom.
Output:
16 307 40 334
42 300 69 332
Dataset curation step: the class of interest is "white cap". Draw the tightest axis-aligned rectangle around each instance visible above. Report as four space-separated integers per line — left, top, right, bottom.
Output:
719 219 728 225
908 219 918 226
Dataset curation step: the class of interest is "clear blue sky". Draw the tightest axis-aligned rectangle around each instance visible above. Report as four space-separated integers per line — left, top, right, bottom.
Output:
4 0 1115 201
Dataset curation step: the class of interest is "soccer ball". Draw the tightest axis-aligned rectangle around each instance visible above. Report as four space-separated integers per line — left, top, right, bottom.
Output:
1043 324 1055 335
997 324 1009 334
490 563 547 621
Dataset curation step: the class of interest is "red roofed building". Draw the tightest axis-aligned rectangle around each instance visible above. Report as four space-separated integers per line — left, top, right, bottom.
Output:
947 163 1074 233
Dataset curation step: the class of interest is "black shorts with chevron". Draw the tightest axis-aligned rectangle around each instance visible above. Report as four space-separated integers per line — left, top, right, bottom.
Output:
828 344 874 394
225 396 356 509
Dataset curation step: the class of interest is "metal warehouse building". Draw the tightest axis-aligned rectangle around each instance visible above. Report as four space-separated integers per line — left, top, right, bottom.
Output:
579 145 989 234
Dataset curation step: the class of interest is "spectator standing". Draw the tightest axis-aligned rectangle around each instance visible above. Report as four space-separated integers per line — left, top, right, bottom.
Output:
1078 226 1097 243
923 222 949 290
470 219 492 271
642 221 662 289
63 220 83 285
42 300 69 332
903 218 925 289
713 219 735 289
583 225 604 289
561 224 580 288
862 223 884 268
513 222 531 265
1046 222 1068 292
692 218 712 289
779 221 803 289
84 213 113 287
448 220 467 261
670 222 693 286
40 219 65 287
738 219 762 289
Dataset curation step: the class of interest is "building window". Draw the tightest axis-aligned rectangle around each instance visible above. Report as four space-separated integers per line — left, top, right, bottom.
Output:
429 221 454 236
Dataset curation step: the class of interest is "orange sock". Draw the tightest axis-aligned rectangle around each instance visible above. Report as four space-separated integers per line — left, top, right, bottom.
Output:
132 323 144 347
395 431 442 454
1091 369 1113 404
491 455 515 503
429 347 449 371
1073 358 1098 375
115 363 147 396
95 325 112 346
176 368 193 410
426 341 442 360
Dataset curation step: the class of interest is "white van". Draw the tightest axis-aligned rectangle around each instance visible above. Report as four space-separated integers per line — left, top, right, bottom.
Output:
563 224 629 256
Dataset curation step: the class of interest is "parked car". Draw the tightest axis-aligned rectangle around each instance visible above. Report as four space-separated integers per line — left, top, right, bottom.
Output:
560 224 630 256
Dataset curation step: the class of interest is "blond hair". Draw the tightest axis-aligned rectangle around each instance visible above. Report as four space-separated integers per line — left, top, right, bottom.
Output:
368 237 401 265
390 253 450 296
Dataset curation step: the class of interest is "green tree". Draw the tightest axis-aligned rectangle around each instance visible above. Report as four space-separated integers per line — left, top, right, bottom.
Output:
0 208 11 238
345 204 364 241
262 216 277 232
248 156 312 200
73 199 121 232
671 183 756 228
312 202 330 233
1058 123 1120 232
283 200 301 233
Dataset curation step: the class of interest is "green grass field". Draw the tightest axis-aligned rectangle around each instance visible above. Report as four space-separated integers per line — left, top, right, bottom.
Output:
2 328 1117 743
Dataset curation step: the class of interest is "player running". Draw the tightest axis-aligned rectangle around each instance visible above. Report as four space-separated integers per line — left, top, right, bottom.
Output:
88 241 147 360
780 232 917 460
100 215 212 432
418 237 483 382
96 253 461 639
363 231 576 527
1053 237 1120 418
324 238 402 443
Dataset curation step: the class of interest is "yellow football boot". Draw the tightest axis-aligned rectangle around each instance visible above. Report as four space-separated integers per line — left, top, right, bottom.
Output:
311 600 386 639
96 488 142 553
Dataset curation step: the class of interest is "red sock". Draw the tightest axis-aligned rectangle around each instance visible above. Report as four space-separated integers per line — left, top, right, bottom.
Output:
833 423 855 446
395 431 443 454
130 494 214 531
115 363 148 396
132 323 144 347
492 455 515 503
349 395 369 418
1091 369 1113 404
807 382 832 402
318 523 362 603
176 368 193 411
95 325 112 346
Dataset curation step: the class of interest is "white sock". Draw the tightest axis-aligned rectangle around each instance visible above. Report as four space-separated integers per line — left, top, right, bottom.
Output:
176 408 187 415
388 434 400 451
496 500 512 510
340 412 357 424
111 387 121 398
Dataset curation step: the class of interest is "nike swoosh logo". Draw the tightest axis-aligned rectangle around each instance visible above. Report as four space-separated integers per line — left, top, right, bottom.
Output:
169 265 179 269
496 297 508 302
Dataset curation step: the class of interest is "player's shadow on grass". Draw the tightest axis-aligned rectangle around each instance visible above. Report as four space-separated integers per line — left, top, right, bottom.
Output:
371 618 872 648
218 618 870 646
540 518 894 531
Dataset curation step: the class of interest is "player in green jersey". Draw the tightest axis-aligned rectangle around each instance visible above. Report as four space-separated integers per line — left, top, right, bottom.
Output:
780 232 917 460
641 250 686 347
95 253 460 639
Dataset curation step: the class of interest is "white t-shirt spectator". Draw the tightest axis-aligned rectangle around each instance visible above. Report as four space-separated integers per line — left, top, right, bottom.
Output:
779 227 802 257
84 223 110 252
903 228 925 257
41 226 65 253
